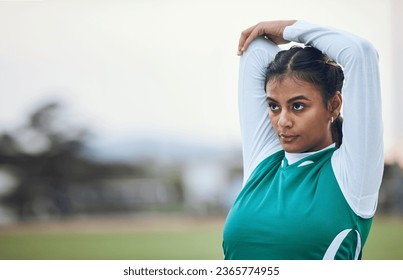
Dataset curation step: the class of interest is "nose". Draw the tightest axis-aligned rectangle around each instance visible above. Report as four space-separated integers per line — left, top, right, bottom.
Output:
278 111 292 128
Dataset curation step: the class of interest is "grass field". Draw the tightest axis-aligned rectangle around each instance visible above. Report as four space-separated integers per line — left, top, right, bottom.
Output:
0 215 402 260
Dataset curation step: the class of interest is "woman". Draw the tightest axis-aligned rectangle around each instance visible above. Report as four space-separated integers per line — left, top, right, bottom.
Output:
222 20 384 260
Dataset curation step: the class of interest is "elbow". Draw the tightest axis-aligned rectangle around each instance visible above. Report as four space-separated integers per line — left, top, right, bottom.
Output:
347 37 379 62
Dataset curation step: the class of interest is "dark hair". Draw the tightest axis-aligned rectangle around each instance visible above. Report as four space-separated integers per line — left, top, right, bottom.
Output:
264 46 344 148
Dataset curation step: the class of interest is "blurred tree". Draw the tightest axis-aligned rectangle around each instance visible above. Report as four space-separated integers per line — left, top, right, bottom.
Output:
0 101 144 221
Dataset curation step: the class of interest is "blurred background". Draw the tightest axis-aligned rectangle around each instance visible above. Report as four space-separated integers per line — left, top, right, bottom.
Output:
0 0 402 259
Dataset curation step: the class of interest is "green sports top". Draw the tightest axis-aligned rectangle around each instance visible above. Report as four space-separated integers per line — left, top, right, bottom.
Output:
222 21 384 260
223 147 372 259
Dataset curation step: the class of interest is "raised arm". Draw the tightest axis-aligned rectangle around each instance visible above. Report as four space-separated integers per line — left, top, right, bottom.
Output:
238 37 282 185
283 21 384 218
239 20 384 217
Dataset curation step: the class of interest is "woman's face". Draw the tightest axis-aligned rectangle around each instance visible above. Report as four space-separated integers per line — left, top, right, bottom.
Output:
266 76 334 153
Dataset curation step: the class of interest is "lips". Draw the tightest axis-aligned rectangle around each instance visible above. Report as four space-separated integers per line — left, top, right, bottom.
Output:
279 134 298 142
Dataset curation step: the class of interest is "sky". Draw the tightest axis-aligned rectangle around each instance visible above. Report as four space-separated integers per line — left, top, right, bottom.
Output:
0 0 400 161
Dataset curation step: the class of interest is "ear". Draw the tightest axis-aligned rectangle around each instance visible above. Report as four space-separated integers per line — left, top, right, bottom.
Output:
328 91 342 118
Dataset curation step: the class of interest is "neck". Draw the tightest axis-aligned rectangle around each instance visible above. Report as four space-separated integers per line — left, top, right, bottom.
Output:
285 143 336 165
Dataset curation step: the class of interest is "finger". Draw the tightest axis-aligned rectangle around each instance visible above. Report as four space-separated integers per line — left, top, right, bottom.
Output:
238 24 256 55
241 26 262 53
238 28 252 55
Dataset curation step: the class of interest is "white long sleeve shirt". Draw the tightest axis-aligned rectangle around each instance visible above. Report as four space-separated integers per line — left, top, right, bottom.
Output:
238 20 384 218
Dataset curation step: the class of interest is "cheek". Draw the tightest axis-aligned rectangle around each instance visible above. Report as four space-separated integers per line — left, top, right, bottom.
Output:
268 114 279 130
301 112 330 134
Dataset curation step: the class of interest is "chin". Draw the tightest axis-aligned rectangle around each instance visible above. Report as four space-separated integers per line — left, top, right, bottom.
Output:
284 149 303 153
281 144 306 154
282 145 303 153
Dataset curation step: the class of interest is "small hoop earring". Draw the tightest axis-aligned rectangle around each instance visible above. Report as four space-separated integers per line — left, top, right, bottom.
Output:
331 117 334 123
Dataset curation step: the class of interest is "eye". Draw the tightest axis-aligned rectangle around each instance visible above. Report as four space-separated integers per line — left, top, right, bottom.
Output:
268 103 280 111
292 103 304 111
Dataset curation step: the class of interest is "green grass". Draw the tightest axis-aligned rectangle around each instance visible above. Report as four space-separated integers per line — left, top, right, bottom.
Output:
0 215 401 260
363 216 403 260
0 216 225 260
0 230 223 260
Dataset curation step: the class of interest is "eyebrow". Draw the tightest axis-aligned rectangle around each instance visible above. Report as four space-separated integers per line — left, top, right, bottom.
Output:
266 95 311 104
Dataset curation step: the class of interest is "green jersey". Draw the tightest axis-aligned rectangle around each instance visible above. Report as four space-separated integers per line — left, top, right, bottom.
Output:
223 148 372 259
223 21 383 260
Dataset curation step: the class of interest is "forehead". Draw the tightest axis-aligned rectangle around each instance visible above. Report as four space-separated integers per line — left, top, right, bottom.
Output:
266 76 322 101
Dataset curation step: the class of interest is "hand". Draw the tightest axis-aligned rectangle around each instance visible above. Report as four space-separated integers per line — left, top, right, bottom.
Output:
237 20 297 55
